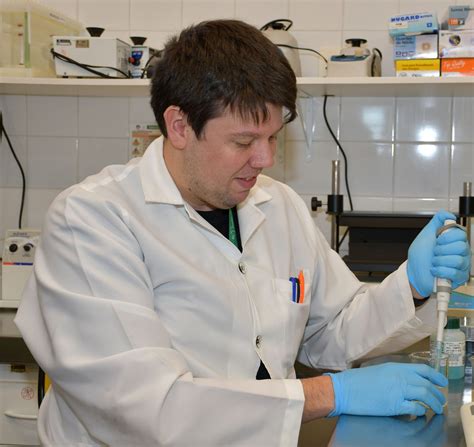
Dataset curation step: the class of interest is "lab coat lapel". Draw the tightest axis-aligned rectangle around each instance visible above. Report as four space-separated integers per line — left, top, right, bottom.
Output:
238 183 272 249
139 136 184 206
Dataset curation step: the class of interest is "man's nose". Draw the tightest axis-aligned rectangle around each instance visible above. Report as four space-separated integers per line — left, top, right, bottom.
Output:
250 141 276 169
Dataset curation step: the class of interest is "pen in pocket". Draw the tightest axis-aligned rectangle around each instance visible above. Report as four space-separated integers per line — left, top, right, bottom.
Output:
289 271 305 303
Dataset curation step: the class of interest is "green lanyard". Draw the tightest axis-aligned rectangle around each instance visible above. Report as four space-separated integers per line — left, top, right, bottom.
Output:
228 208 238 248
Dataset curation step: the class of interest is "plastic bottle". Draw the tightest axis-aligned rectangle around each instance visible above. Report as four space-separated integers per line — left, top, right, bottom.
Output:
461 316 474 379
431 317 466 379
443 317 466 379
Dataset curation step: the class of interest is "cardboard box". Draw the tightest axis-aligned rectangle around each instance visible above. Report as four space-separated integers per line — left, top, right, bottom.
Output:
448 280 474 318
389 12 438 37
395 59 440 77
439 30 474 58
441 58 474 76
393 34 438 60
441 5 474 30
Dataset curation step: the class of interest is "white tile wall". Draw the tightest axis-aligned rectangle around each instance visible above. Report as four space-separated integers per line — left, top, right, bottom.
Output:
396 97 453 142
0 96 27 136
78 137 129 181
1 0 473 254
79 0 130 31
287 96 340 142
184 1 227 28
129 97 156 125
343 0 399 31
340 97 395 141
398 0 451 21
394 143 451 198
289 0 343 31
130 0 182 31
78 97 130 137
452 144 474 196
0 136 28 188
236 1 288 28
285 140 339 194
27 96 78 137
0 189 26 235
453 97 474 143
27 137 78 189
343 142 394 196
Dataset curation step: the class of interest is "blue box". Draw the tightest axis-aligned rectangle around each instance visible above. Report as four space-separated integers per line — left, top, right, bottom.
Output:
389 12 438 37
442 5 474 30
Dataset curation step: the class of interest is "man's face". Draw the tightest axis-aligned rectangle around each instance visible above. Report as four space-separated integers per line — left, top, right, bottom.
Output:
180 103 284 210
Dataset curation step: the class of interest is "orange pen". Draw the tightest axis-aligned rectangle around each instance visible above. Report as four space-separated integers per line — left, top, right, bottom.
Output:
298 270 305 304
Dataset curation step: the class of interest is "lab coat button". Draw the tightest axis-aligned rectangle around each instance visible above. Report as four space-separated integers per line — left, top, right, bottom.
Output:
238 262 246 274
256 335 262 348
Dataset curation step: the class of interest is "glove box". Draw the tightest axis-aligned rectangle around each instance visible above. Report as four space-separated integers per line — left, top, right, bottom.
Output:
0 363 39 445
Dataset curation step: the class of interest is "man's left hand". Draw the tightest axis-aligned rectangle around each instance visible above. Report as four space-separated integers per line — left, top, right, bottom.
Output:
407 210 471 298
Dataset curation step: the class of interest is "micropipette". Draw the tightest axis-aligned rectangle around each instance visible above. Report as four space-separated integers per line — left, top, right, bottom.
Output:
433 219 465 370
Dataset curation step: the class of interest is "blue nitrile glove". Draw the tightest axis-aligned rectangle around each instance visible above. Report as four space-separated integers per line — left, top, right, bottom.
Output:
326 363 448 417
407 209 471 297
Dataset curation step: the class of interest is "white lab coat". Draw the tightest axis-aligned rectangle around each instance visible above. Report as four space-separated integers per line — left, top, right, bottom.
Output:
16 137 438 446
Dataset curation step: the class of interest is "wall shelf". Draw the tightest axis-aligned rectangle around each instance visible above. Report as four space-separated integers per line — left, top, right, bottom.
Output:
1 76 473 97
297 76 474 97
0 77 150 97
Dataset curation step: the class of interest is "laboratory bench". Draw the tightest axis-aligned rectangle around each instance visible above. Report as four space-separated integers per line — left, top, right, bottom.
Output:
326 367 472 447
0 308 472 446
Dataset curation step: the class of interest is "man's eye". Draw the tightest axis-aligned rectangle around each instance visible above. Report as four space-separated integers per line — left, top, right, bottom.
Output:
235 141 252 148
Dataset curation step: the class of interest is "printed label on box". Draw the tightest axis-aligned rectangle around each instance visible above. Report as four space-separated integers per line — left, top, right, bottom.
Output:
396 59 440 77
394 34 438 60
439 30 474 58
441 58 474 76
389 12 438 36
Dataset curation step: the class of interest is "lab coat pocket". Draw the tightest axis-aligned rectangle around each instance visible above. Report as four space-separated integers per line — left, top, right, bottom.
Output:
273 275 311 372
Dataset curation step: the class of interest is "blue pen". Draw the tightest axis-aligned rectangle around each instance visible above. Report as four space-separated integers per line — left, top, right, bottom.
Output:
290 277 297 302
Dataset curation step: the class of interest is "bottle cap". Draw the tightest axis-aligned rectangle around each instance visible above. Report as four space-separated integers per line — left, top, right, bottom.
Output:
446 317 460 329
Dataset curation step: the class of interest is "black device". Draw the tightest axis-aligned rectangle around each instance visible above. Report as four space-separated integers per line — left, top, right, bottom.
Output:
312 179 473 282
337 211 432 281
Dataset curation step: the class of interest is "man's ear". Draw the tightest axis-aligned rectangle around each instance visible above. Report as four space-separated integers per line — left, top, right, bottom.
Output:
163 106 191 149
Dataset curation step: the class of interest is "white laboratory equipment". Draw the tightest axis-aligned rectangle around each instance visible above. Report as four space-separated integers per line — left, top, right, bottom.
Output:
261 19 302 77
1 229 40 308
0 364 39 445
327 38 381 77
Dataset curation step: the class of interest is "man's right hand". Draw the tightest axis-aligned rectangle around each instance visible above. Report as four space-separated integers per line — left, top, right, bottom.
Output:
324 362 447 417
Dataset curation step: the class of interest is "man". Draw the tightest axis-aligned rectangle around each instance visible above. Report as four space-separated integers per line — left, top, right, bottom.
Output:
16 20 470 446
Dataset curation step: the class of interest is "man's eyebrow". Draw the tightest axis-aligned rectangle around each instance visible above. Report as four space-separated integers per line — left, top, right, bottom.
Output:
230 131 259 138
230 125 284 138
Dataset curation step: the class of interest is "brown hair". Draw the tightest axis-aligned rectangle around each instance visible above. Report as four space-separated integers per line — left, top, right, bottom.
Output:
150 19 297 138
